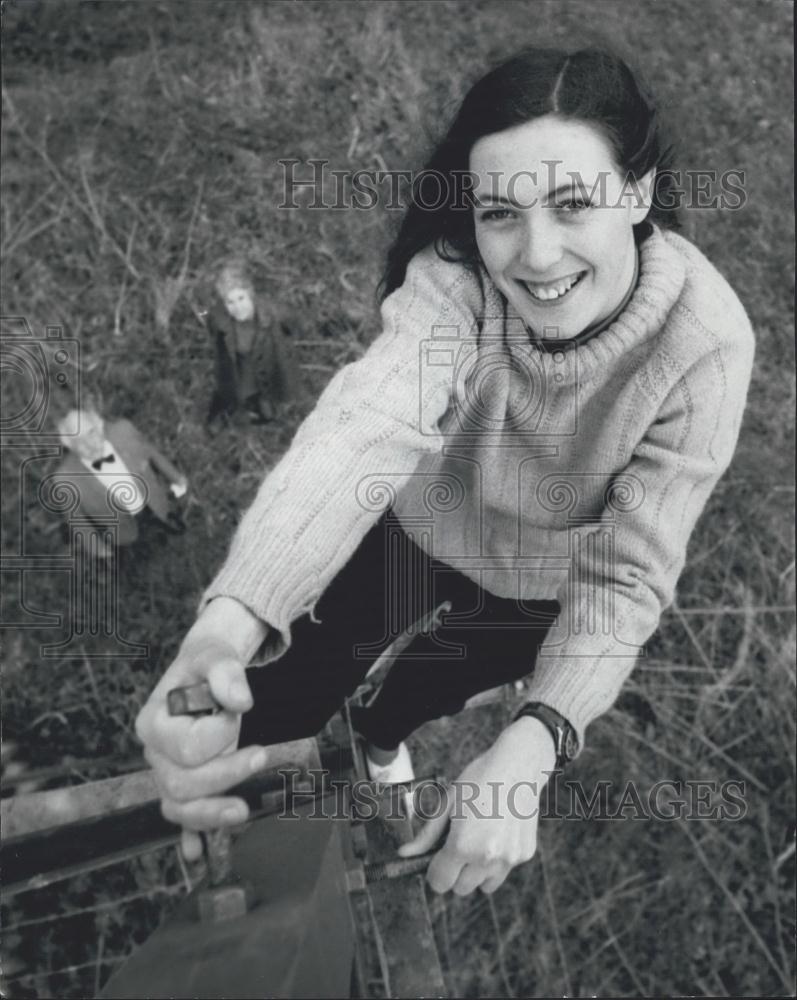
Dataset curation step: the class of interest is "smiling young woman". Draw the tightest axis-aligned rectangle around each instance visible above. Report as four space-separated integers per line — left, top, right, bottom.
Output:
470 116 651 340
136 46 754 900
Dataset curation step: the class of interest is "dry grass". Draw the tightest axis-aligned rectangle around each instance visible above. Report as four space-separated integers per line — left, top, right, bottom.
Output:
1 1 794 997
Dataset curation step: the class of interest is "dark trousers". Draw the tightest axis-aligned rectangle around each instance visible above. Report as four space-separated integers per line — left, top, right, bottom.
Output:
240 511 559 751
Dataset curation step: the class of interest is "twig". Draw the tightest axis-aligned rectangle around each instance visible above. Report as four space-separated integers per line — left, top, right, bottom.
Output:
487 894 516 999
5 954 129 986
630 682 751 700
696 974 728 997
592 965 623 997
539 847 573 997
641 661 718 674
430 893 452 973
581 869 649 993
759 807 791 979
774 840 795 872
604 922 648 996
93 925 106 998
0 180 57 251
711 539 740 661
113 219 139 337
447 895 488 949
2 199 67 259
2 884 184 932
2 87 141 280
347 114 361 161
669 596 720 683
698 594 755 726
152 179 204 332
686 521 741 565
569 920 636 978
677 819 792 992
82 648 101 705
78 151 108 245
663 604 794 616
651 700 768 792
175 843 194 893
567 871 650 923
778 559 795 583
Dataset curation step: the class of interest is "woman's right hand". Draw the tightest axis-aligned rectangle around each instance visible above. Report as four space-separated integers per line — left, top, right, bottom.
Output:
134 598 270 862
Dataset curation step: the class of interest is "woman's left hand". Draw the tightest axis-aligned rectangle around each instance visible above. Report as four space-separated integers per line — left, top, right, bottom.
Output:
398 715 558 895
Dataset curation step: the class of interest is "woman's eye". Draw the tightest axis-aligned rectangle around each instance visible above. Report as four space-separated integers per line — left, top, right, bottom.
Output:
478 208 514 222
554 199 592 214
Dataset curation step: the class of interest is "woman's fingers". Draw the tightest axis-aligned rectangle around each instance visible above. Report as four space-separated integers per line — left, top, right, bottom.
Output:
479 865 511 895
145 744 268 802
425 845 466 894
452 864 491 897
430 855 510 897
135 644 251 763
161 794 250 832
206 656 253 714
181 828 204 863
143 702 242 768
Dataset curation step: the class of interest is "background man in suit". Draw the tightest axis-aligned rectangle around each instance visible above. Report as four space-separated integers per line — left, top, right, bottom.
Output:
53 407 188 557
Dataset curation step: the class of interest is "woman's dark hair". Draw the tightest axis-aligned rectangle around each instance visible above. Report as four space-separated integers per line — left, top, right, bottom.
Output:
380 47 678 298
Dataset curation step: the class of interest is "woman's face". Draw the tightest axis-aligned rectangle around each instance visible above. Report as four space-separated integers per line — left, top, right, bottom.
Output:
470 115 653 339
224 287 255 323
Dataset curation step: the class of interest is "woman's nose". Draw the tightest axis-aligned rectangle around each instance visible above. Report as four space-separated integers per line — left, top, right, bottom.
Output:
518 220 563 274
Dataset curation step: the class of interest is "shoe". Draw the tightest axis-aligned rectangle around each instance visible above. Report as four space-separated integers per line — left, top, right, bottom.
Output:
365 742 416 818
365 742 415 785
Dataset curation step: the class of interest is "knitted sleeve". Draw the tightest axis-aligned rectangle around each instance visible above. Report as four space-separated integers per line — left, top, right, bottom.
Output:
201 248 481 658
524 320 756 748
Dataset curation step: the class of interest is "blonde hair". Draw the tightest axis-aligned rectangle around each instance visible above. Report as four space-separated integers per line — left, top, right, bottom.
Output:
215 259 255 300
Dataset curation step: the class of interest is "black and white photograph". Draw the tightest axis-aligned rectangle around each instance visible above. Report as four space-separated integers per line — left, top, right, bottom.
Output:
1 1 794 997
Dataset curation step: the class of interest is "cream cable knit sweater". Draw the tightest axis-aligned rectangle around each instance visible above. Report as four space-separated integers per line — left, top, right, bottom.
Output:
204 226 755 747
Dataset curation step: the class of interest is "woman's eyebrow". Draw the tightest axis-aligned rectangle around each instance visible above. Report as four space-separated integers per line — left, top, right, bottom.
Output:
473 181 588 208
544 182 584 201
472 192 517 207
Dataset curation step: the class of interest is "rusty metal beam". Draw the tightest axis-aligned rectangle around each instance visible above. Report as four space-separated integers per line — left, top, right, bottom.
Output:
1 744 353 895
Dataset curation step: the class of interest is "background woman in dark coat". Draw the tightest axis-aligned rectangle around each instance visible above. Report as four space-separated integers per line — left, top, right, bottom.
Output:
207 259 302 425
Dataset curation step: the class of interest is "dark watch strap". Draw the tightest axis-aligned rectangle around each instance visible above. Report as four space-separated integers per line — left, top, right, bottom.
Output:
512 701 579 769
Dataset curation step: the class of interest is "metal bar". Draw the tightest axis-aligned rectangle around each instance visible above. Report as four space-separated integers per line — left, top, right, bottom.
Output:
0 753 145 792
359 790 448 997
1 768 159 839
1 752 352 895
1 738 349 840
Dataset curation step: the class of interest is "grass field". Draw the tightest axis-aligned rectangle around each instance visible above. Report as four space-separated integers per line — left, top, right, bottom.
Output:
1 1 794 996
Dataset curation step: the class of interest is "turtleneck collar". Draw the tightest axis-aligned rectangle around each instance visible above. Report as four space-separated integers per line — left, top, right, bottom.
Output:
528 247 640 353
486 225 688 384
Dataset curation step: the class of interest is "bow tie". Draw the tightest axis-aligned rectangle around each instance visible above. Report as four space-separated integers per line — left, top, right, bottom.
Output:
92 454 115 470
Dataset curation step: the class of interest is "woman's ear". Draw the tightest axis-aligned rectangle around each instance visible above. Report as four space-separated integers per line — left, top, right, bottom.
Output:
628 167 656 225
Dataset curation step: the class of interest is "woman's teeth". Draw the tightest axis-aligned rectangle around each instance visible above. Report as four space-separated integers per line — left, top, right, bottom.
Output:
523 272 584 301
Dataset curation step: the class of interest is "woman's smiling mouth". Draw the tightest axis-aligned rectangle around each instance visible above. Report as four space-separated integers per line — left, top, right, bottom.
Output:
518 270 587 302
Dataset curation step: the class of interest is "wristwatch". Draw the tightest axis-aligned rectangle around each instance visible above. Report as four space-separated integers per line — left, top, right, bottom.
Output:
512 701 579 769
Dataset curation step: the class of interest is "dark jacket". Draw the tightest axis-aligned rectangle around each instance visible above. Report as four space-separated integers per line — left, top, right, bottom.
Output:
50 419 184 544
208 298 302 412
